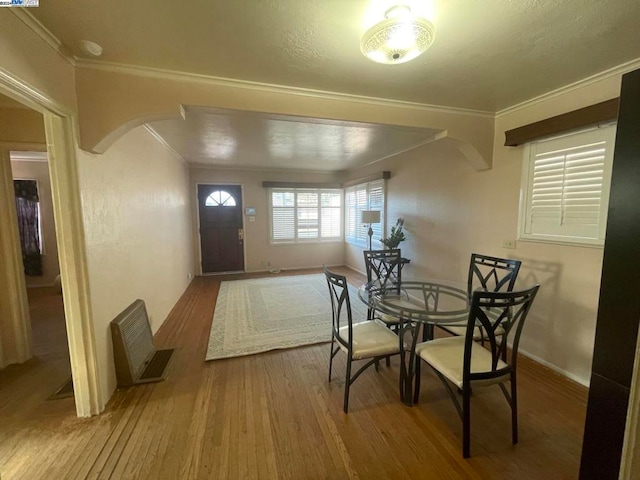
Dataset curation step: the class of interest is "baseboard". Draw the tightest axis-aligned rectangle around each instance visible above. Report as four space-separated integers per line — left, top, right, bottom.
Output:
344 264 366 276
518 349 590 387
243 264 345 274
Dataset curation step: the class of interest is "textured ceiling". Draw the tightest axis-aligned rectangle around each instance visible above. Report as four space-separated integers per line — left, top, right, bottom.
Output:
29 0 640 170
148 107 439 171
32 0 640 111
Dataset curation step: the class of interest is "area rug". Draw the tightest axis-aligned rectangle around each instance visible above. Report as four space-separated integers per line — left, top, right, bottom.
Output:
205 273 367 361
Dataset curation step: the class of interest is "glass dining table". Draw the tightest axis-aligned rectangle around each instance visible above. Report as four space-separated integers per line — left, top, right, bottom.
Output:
358 278 470 406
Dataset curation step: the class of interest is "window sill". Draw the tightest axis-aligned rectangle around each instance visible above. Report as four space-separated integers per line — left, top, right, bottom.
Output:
270 239 344 246
517 235 604 249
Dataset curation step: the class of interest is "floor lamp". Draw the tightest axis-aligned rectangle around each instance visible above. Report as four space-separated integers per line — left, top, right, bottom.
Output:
361 210 381 251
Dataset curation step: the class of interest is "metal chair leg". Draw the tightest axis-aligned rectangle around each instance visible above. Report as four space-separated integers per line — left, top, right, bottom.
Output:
463 386 471 458
511 374 518 444
329 336 336 382
413 358 421 404
344 357 352 413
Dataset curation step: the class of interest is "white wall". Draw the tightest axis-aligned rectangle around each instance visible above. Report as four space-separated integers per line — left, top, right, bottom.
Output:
77 126 193 402
10 158 60 287
344 72 628 386
190 167 345 273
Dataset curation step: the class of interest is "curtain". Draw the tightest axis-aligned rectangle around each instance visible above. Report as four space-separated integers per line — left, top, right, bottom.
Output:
13 180 42 276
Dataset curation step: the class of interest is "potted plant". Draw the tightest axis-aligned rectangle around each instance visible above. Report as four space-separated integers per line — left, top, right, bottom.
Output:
381 218 406 249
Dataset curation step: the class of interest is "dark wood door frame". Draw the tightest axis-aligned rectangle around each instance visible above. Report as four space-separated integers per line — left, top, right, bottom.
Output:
579 68 640 479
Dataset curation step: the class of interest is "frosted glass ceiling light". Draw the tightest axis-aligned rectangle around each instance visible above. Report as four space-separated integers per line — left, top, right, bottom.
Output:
361 5 435 65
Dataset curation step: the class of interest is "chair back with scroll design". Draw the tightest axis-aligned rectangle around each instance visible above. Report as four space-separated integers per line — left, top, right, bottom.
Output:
325 266 354 351
441 254 522 343
467 253 521 299
363 249 402 320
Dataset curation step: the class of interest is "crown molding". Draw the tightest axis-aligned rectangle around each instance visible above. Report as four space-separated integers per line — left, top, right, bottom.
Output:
9 150 48 162
0 141 47 152
0 67 73 117
10 10 76 66
496 57 640 118
75 59 495 119
143 125 185 164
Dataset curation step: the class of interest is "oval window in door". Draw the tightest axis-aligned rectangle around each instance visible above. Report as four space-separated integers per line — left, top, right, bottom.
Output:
205 190 237 207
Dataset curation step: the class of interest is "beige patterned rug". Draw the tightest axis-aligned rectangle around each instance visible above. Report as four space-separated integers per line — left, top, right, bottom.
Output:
205 273 367 361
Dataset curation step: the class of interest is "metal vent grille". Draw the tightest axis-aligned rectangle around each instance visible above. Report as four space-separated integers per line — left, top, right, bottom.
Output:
113 300 155 380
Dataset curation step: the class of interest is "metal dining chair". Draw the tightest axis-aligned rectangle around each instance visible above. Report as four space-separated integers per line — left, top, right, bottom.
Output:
441 253 522 345
324 266 401 413
363 249 403 327
413 284 540 457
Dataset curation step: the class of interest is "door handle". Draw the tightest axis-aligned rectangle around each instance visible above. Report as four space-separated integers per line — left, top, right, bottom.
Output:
238 229 244 241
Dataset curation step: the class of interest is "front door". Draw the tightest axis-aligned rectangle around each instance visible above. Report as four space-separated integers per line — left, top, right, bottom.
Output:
198 184 244 273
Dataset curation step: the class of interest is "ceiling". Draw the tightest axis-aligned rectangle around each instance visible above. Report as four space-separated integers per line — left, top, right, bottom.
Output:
148 107 439 171
30 0 640 170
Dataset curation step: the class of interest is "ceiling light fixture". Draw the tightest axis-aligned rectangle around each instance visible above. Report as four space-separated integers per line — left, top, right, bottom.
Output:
79 40 103 57
360 5 435 65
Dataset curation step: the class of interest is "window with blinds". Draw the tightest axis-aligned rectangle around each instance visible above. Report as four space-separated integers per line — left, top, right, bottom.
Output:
345 180 385 247
270 188 342 243
519 124 616 246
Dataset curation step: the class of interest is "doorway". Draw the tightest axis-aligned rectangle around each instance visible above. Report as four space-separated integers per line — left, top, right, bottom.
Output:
197 184 245 273
10 150 71 383
0 104 73 412
0 77 100 416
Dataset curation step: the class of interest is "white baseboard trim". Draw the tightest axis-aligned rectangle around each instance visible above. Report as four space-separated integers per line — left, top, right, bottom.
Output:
229 264 346 275
518 348 590 387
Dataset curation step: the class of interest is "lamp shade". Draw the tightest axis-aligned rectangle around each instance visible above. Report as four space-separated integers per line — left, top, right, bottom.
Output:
361 210 381 224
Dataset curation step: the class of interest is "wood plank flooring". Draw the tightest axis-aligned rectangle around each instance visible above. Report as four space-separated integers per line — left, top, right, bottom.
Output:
0 268 588 479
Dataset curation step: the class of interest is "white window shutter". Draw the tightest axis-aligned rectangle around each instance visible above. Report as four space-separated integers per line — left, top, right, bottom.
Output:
270 188 342 243
344 179 386 247
521 124 616 245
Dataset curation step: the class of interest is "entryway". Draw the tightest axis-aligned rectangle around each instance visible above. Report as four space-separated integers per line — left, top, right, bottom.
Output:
197 184 245 273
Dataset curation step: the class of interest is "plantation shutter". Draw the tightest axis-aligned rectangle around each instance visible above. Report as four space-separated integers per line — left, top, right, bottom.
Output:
320 190 342 239
344 180 385 247
270 188 342 243
345 188 358 242
522 124 616 244
271 189 296 241
296 190 319 239
355 185 368 243
368 180 385 244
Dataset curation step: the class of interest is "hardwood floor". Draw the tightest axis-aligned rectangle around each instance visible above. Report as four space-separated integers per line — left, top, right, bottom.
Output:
0 268 587 479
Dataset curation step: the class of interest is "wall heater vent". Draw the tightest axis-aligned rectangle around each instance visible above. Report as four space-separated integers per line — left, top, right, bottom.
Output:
110 299 174 387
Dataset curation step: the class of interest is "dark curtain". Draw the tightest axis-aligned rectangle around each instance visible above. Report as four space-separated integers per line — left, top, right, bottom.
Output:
13 179 42 276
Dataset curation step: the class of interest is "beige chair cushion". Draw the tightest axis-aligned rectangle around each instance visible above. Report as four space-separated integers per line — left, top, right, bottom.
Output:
378 312 401 324
337 321 401 360
415 336 509 389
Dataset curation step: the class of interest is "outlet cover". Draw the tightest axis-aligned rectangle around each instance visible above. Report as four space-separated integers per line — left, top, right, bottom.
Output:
502 239 516 249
